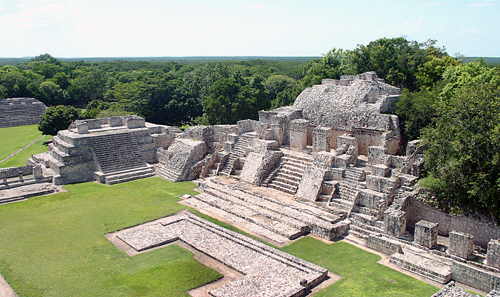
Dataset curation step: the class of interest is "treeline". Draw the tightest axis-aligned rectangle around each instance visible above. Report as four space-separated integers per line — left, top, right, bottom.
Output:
1 37 462 129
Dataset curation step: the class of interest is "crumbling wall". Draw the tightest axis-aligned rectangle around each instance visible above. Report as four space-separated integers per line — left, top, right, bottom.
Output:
407 198 500 246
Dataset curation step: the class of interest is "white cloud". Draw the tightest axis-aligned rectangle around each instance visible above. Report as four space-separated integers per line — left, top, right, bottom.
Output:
377 17 427 35
430 26 446 34
0 6 6 12
247 4 265 9
460 26 478 34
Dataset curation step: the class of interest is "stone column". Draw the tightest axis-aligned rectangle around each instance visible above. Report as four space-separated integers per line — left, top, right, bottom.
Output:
313 126 332 152
33 165 43 181
448 231 474 259
414 220 438 248
289 119 309 150
18 171 23 182
77 121 89 134
384 209 407 238
487 239 500 268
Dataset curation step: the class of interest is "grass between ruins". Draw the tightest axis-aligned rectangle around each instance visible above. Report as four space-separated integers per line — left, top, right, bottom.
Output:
0 125 48 167
0 177 440 296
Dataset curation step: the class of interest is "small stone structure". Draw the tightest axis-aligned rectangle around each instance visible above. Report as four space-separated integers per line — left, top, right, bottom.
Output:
0 98 47 128
29 115 174 185
414 220 439 248
448 231 474 259
115 210 328 297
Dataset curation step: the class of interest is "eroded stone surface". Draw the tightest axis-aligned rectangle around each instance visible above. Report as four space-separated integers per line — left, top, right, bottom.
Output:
117 210 328 297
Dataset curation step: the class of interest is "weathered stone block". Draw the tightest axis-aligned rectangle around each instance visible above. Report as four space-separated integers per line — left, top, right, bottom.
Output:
76 122 89 134
372 164 390 177
366 234 402 255
312 126 332 152
296 166 327 201
289 119 309 150
487 239 500 269
108 116 123 127
384 209 407 237
126 117 145 128
368 146 389 166
33 165 43 180
448 230 474 259
414 220 438 248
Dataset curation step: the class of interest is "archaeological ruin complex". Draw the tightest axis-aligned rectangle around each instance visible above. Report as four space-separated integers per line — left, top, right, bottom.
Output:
3 72 500 296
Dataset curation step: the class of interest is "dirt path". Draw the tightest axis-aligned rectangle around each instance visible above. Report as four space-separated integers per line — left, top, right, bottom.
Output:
0 273 17 297
0 135 46 164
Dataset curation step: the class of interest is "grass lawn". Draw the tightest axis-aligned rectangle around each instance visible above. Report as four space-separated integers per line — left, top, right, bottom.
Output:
0 177 222 297
0 176 442 296
281 236 439 297
0 135 49 168
0 125 45 162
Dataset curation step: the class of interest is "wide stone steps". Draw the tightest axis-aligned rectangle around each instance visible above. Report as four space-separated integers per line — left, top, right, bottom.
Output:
267 152 313 195
105 167 155 185
194 193 305 240
157 166 182 182
329 198 353 212
202 187 309 231
218 134 255 176
184 197 290 244
90 132 147 175
344 166 365 181
390 249 452 284
193 179 342 241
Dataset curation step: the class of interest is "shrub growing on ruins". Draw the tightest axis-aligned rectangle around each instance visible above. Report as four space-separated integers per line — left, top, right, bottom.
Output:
38 105 80 135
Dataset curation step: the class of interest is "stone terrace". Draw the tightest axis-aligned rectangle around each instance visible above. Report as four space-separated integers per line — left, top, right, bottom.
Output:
116 210 328 297
184 177 347 244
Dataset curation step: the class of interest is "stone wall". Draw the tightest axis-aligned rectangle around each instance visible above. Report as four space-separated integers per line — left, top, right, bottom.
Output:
0 166 33 178
407 198 500 246
365 234 402 255
0 98 47 128
452 261 500 292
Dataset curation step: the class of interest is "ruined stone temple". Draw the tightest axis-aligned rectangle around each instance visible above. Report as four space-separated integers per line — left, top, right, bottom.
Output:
26 72 500 295
0 98 47 128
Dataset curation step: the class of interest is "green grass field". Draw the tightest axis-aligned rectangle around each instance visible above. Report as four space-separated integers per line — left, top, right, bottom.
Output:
282 237 439 296
0 125 48 167
0 176 442 297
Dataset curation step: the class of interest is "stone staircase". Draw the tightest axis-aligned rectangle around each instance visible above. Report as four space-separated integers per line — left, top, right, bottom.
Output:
266 151 313 195
185 178 345 243
390 248 452 284
90 132 154 185
156 166 183 182
219 133 256 176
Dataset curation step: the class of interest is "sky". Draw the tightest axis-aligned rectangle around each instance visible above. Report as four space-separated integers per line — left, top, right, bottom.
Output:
0 0 499 58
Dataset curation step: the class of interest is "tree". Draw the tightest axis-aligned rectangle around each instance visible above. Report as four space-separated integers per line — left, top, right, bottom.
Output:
421 61 500 220
38 105 80 136
395 83 441 141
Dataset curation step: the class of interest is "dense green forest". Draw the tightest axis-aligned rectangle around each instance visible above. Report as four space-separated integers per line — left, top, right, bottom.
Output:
2 37 500 220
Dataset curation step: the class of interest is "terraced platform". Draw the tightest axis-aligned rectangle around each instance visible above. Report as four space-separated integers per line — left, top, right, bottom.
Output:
183 177 348 244
116 210 328 297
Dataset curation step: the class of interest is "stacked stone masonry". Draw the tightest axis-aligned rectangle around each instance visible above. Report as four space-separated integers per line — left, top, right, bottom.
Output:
0 98 47 128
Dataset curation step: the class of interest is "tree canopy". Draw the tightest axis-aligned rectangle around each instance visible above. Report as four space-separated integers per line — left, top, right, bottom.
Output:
421 61 500 220
38 105 80 136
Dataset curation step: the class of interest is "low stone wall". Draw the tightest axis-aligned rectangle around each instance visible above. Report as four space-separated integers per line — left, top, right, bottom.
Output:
407 199 500 246
452 261 500 292
0 166 33 178
365 234 402 255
